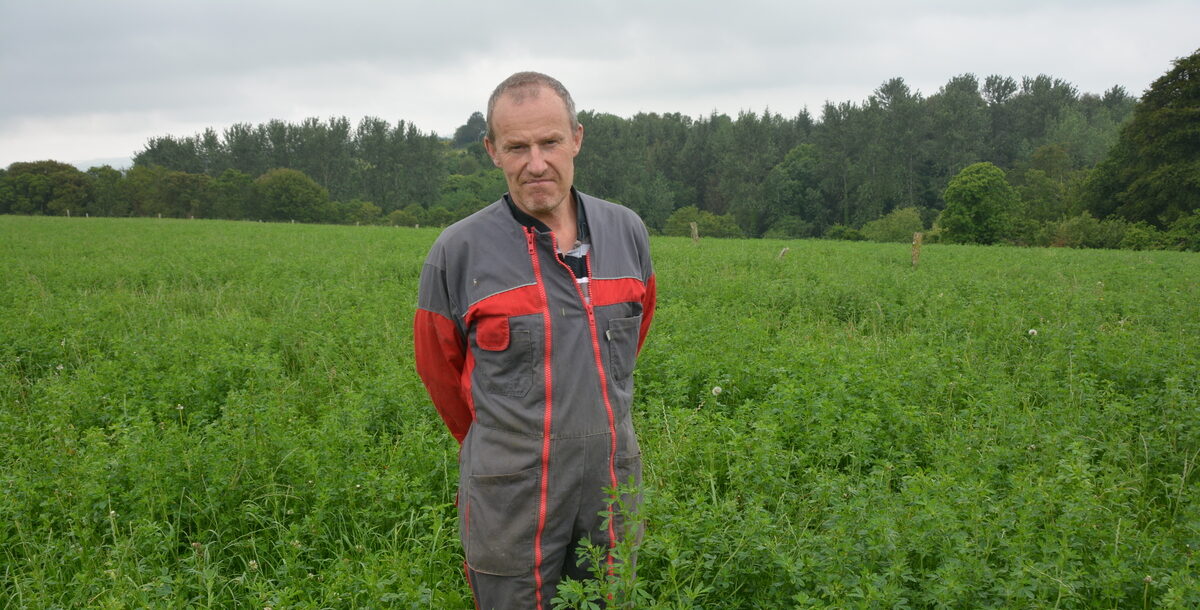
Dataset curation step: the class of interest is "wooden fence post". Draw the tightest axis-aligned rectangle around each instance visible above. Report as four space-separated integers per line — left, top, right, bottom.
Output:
689 222 699 243
912 232 924 268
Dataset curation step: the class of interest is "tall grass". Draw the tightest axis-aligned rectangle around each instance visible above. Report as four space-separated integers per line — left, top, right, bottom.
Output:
2 216 1197 607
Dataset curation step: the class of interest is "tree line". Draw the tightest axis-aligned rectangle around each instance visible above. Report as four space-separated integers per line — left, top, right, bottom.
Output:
2 51 1197 251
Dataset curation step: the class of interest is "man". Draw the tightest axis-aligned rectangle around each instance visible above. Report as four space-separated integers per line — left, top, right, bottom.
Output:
413 72 656 608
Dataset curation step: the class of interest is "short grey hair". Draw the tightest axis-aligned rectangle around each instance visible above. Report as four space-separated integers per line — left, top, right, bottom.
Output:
485 71 579 141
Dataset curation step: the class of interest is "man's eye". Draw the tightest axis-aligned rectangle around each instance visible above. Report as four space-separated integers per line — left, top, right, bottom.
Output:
508 145 527 152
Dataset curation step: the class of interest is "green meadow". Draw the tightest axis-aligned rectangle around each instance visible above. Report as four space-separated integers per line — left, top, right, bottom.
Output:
2 215 1198 608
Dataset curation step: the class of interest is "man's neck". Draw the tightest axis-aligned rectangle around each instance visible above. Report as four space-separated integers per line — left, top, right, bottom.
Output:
509 191 580 249
539 203 577 249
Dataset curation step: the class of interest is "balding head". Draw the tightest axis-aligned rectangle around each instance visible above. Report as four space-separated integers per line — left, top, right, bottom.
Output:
485 71 579 142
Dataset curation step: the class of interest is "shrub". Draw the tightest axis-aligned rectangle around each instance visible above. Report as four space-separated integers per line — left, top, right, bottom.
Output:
664 206 744 238
387 209 419 227
941 162 1021 244
325 199 383 225
1165 211 1200 251
253 168 329 223
424 205 455 227
1118 222 1168 250
823 224 866 241
762 215 815 239
1035 212 1128 249
860 207 924 243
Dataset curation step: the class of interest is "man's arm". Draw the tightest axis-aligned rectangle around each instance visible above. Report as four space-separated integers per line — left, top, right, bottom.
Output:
414 262 473 444
635 212 656 355
637 273 656 355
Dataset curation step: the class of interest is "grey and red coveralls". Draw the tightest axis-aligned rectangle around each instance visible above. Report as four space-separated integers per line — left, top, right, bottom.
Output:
414 189 656 608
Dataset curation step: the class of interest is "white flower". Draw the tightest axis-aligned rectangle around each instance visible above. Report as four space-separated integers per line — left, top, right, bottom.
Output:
711 386 723 396
1028 329 1038 336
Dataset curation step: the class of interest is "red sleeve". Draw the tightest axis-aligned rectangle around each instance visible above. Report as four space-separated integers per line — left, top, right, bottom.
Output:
637 273 656 355
414 308 472 444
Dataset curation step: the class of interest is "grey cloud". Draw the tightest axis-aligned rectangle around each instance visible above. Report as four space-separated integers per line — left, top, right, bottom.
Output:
1 0 1197 165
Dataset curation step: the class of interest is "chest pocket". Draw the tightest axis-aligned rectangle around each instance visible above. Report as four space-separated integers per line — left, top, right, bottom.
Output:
473 315 534 397
605 314 643 383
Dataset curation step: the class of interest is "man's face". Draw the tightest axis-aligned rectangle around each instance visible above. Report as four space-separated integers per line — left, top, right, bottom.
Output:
484 86 584 221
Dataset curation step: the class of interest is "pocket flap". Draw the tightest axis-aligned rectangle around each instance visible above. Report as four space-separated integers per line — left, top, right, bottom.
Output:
475 316 510 351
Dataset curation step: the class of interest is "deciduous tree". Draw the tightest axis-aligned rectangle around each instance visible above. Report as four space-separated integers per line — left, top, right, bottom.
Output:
87 165 128 216
764 143 825 231
253 168 329 223
451 112 487 148
2 160 92 215
941 162 1021 244
860 207 925 243
1083 48 1200 225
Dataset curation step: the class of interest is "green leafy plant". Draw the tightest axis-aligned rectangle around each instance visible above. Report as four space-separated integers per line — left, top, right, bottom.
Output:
553 480 651 610
2 216 1198 607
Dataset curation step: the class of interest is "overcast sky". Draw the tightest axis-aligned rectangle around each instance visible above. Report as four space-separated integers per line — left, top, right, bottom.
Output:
1 1 1196 169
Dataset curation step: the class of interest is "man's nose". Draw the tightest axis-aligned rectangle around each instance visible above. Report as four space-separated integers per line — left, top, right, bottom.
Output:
528 146 548 174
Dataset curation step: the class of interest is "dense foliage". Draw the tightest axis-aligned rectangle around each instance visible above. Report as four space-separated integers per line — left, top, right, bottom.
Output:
939 162 1021 244
860 207 924 243
0 71 1143 233
5 52 1199 250
1082 49 1200 226
2 216 1198 607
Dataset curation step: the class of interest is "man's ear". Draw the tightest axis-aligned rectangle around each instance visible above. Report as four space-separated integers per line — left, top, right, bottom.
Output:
483 137 500 167
572 123 584 155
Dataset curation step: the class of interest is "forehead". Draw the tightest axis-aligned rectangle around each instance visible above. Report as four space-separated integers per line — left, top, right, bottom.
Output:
491 86 572 141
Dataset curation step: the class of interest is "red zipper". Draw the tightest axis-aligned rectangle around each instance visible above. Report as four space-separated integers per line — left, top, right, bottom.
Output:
554 241 621 576
526 229 555 607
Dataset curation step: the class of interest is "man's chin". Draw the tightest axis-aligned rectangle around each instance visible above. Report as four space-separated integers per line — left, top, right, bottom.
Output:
518 191 565 214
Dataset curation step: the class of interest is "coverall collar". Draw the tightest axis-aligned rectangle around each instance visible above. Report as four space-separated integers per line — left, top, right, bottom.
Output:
503 188 591 245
